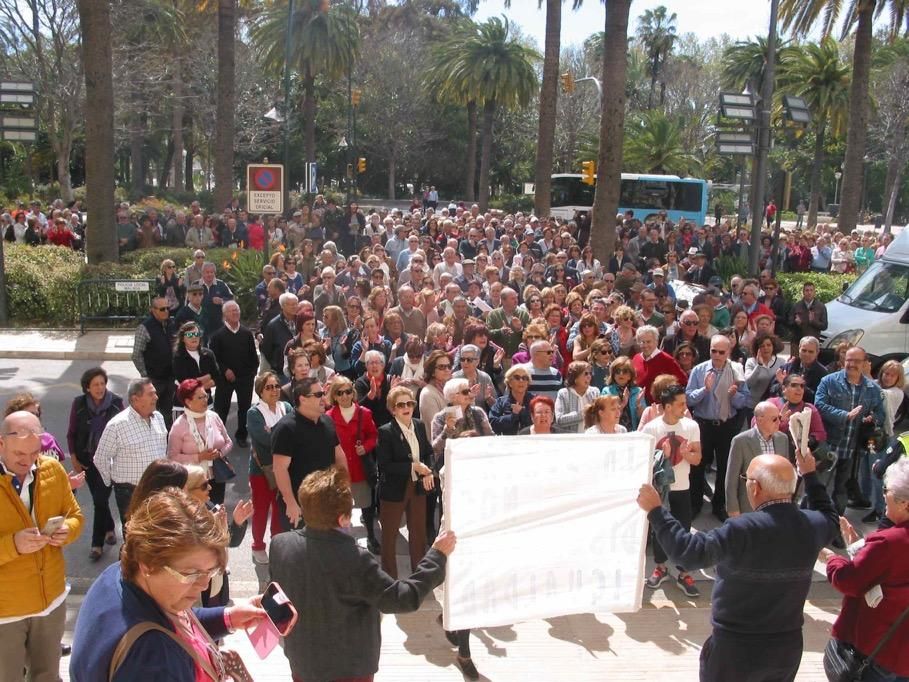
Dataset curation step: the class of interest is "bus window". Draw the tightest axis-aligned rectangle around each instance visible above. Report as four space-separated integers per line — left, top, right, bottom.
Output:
671 183 703 213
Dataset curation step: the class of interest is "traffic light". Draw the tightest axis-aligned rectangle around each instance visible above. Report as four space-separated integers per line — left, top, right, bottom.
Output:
351 89 362 107
560 72 575 94
581 160 596 186
357 157 366 173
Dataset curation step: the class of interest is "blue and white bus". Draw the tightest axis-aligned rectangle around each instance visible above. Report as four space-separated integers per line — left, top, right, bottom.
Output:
548 173 710 225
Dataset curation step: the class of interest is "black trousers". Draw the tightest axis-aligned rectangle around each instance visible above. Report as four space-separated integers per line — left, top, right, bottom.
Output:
112 482 136 529
653 490 693 566
692 417 738 515
84 463 115 547
151 377 175 430
700 631 803 682
214 375 254 439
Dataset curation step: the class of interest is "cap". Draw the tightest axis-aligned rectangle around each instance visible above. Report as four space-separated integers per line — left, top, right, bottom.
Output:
688 246 698 256
462 259 476 265
708 275 723 287
193 249 205 258
652 268 665 277
694 251 706 259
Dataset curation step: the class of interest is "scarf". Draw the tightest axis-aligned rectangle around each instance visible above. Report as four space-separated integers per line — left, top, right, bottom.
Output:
401 356 424 381
256 401 287 429
86 390 115 455
184 407 215 455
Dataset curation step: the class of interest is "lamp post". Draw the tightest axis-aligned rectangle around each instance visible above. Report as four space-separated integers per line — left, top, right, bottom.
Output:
282 0 295 216
834 171 842 206
748 0 779 276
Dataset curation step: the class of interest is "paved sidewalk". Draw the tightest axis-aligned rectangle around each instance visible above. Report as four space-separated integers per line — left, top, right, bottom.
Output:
0 329 134 360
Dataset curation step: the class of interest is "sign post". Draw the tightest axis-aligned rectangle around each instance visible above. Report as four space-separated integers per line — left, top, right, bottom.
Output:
246 163 284 215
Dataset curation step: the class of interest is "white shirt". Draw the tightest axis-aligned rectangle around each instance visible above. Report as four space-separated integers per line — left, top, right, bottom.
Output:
640 415 700 491
395 418 421 481
94 407 168 486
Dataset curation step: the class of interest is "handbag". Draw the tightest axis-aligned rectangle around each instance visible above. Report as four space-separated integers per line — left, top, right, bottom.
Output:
250 446 276 490
212 454 237 483
823 603 909 682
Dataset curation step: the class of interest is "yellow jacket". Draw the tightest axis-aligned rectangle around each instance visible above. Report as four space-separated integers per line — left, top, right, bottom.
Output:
0 456 83 618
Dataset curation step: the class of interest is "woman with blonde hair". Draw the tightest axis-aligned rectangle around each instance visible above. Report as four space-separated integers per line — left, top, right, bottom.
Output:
638 374 688 426
584 395 627 434
556 361 600 433
157 258 183 313
602 356 645 431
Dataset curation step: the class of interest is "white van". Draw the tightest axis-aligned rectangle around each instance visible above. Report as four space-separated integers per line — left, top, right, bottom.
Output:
822 229 909 367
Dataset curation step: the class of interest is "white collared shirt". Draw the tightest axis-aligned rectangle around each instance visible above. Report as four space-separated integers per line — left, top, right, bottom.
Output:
395 418 420 481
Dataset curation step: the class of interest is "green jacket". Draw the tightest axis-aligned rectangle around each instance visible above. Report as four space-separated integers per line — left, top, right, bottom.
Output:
486 306 531 356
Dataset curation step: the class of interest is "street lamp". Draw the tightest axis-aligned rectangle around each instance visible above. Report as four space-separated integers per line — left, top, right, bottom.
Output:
834 171 842 205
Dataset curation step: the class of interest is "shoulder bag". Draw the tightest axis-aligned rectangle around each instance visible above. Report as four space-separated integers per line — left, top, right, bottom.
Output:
357 406 378 488
250 445 276 490
823 603 909 682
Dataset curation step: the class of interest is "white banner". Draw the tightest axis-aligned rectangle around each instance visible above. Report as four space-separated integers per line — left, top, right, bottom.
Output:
441 433 655 631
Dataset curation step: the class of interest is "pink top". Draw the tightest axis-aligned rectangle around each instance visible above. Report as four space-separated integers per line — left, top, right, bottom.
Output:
166 412 233 466
170 611 221 682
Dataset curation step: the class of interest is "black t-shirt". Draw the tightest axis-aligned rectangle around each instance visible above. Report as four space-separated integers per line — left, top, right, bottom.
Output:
271 412 339 496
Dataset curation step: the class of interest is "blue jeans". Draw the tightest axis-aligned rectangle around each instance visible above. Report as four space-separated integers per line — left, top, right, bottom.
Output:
862 659 909 682
858 450 873 500
871 458 886 514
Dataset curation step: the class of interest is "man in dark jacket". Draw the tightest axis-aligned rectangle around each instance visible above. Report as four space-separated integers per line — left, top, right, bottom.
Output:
131 297 176 428
270 467 456 682
260 292 298 382
789 283 828 351
637 449 838 682
209 301 258 448
199 262 234 335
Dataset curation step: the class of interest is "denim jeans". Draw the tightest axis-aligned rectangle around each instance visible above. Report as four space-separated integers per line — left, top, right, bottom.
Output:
861 659 909 682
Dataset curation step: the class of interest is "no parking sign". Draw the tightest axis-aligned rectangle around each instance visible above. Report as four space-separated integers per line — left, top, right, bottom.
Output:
246 163 284 214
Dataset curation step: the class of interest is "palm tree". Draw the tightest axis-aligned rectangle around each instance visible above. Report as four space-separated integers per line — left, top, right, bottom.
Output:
430 17 539 210
721 36 791 93
533 0 561 218
636 5 677 109
623 110 698 174
780 0 908 233
779 37 850 227
77 0 117 263
251 0 360 165
590 0 632 265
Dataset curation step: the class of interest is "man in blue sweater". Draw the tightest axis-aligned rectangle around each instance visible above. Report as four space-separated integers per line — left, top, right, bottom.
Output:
637 449 838 682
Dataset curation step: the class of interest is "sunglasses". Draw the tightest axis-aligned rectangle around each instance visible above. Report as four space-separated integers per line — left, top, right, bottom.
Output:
263 384 281 391
614 368 631 375
461 357 478 363
682 320 698 326
155 306 169 312
306 391 326 399
436 364 452 370
395 400 417 409
184 331 202 339
511 375 530 382
536 349 554 355
787 383 806 389
710 349 727 355
335 388 353 396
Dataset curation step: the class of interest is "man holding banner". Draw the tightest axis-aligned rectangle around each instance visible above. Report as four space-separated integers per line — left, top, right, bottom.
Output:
637 448 838 682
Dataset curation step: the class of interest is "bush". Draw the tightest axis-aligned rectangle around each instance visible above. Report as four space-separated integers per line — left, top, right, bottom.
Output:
489 193 534 214
5 244 85 325
776 272 856 304
220 249 266 320
120 246 238 275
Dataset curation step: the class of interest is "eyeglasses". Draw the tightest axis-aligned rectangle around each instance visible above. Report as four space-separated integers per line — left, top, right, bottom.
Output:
461 357 478 363
154 306 169 312
335 388 353 396
597 349 612 355
710 349 727 355
682 320 698 326
536 349 554 355
263 384 281 391
458 389 472 396
163 564 223 585
2 427 45 439
678 351 693 357
738 474 758 484
787 383 806 389
510 375 530 382
395 400 417 409
184 331 202 339
305 391 326 399
436 364 452 371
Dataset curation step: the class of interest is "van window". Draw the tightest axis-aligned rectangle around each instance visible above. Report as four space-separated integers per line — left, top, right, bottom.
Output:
841 261 909 313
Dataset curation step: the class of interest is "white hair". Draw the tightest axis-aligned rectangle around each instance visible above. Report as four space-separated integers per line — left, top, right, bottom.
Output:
751 459 798 497
364 349 386 365
222 300 240 313
884 458 909 501
278 293 299 307
635 325 659 342
321 266 336 277
443 378 469 402
799 336 820 351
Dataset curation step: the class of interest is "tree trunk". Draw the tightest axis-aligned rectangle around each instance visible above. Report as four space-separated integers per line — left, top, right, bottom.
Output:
807 119 827 228
303 71 317 164
533 0 561 219
172 57 185 192
159 138 175 190
387 149 396 200
184 109 195 192
590 0 632 265
77 0 117 263
837 2 874 233
214 0 236 210
55 143 73 203
478 99 495 211
465 100 478 202
884 165 904 232
130 107 145 197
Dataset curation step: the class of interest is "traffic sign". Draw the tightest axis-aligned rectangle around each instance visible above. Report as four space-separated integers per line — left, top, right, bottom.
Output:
246 163 284 214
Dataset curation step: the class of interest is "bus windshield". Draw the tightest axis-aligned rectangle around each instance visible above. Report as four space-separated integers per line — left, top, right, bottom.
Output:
551 176 595 208
619 179 703 213
840 261 909 313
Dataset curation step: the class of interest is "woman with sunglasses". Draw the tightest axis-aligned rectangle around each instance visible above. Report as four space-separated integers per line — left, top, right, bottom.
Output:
168 378 233 506
172 322 219 404
70 489 265 682
588 338 615 391
673 342 699 378
247 371 292 564
602 356 645 431
327 376 381 554
376 386 434 580
571 313 600 362
430 378 493 462
556 361 600 433
157 259 184 314
453 343 497 410
489 365 535 435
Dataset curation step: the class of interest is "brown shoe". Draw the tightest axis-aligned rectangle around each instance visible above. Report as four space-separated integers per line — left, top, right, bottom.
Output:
457 655 479 680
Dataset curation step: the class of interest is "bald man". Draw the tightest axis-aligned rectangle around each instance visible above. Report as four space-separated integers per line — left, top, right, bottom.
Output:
0 411 83 681
638 450 837 681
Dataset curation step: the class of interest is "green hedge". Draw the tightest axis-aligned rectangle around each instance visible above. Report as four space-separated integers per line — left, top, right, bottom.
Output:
4 245 263 326
775 272 856 304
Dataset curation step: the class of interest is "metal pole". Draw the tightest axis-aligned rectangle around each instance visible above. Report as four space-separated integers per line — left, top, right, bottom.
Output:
345 3 353 207
0 234 8 325
770 168 784 277
352 102 357 200
283 0 295 216
748 0 779 276
736 160 747 227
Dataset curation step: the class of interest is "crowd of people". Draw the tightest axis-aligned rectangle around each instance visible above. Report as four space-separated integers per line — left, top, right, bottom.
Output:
2 194 908 682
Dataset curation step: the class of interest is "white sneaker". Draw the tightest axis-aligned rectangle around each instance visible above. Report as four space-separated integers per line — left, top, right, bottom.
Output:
252 549 269 564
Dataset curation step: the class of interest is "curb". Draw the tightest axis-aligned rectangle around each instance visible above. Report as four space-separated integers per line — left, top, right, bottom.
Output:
0 350 133 361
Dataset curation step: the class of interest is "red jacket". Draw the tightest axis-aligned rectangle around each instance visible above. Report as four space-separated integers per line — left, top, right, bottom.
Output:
327 404 378 484
746 302 775 324
827 522 909 676
633 350 688 403
47 228 75 247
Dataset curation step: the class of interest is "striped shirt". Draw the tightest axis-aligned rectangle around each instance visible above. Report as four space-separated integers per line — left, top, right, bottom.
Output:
521 363 564 400
94 407 168 486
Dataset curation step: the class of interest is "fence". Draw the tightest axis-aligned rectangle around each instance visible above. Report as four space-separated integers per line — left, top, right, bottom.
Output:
76 279 157 334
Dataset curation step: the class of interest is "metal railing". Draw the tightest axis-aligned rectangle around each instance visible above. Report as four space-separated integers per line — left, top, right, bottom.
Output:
77 278 156 334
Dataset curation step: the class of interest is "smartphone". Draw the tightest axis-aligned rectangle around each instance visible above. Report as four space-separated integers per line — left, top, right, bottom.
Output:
261 582 297 636
41 516 65 536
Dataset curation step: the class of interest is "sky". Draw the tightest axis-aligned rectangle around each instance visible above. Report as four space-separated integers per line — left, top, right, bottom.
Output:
473 1 802 50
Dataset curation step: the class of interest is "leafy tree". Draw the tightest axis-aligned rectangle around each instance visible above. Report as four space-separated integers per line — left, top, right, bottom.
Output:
779 37 850 227
636 5 677 109
780 0 908 233
623 110 699 174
